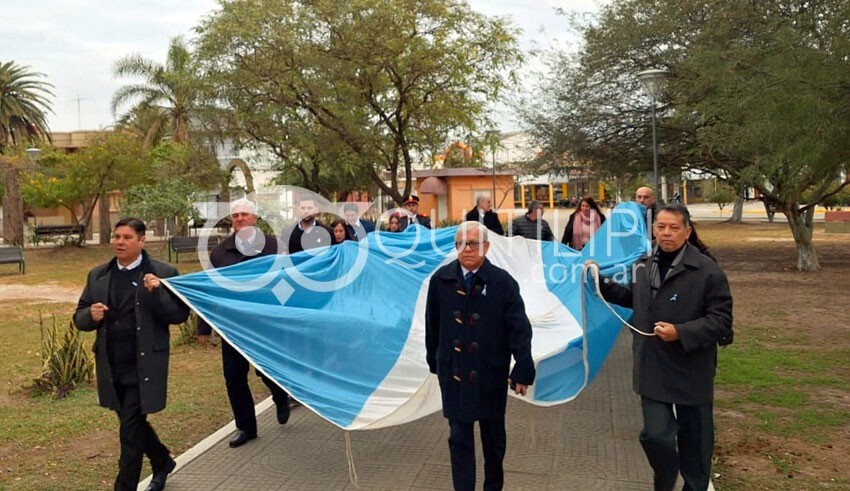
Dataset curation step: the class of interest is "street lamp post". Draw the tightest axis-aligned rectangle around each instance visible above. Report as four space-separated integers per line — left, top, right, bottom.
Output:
484 130 499 203
637 69 668 202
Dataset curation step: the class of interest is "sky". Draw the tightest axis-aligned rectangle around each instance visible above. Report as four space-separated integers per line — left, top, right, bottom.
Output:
2 0 606 133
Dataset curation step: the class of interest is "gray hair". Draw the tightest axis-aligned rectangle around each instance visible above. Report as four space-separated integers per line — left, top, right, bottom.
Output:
476 195 491 206
230 198 258 216
455 221 489 243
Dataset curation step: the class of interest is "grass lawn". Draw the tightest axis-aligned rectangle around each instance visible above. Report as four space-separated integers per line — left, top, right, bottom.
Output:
0 224 848 490
0 242 268 490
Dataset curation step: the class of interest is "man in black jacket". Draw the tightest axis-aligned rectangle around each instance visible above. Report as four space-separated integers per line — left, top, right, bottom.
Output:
507 200 554 241
198 198 292 448
597 203 733 491
74 218 189 491
464 196 504 236
426 221 535 490
287 195 333 253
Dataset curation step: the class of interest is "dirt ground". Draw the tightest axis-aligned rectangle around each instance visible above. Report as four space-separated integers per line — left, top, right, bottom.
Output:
0 282 80 303
707 226 850 490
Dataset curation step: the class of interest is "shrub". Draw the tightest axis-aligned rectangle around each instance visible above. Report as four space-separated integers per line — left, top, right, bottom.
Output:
30 314 94 399
174 312 199 347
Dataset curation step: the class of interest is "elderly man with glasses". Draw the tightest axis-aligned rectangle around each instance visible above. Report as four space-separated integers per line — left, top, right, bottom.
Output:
425 221 536 490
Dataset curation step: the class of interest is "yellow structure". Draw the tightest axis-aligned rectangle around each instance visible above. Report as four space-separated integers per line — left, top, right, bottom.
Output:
413 168 515 225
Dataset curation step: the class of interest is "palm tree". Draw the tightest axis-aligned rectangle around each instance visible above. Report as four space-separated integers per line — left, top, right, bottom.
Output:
0 61 54 153
111 37 198 143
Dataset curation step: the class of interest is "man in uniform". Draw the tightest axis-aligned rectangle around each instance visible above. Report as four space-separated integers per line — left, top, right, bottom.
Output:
398 195 432 230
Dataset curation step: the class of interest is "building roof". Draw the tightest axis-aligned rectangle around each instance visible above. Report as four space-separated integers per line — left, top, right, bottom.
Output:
413 167 515 178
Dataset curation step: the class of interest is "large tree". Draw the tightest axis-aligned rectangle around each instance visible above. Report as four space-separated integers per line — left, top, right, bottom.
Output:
195 0 522 203
20 132 151 244
112 37 201 144
523 0 850 271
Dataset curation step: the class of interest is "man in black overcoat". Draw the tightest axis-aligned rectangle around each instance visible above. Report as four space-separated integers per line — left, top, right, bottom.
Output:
197 198 293 448
286 194 333 253
464 196 504 236
597 203 733 491
74 218 189 491
426 221 535 491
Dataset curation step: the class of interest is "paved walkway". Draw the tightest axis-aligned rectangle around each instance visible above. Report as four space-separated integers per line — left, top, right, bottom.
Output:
141 331 660 490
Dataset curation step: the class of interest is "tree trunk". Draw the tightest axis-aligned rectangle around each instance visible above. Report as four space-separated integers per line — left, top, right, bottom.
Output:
2 162 25 247
730 195 744 222
786 209 820 271
98 193 111 245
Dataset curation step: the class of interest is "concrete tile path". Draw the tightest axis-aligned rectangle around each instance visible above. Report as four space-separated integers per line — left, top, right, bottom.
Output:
141 331 659 490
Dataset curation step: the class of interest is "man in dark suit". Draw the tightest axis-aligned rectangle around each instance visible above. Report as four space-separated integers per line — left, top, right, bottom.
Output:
398 195 432 230
426 221 535 491
464 196 505 236
74 217 190 491
342 202 374 241
636 186 657 235
597 203 733 491
198 198 293 448
287 195 333 253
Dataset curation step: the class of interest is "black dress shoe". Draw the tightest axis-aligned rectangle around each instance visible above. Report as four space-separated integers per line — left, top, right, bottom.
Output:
229 430 257 448
144 458 176 491
276 402 291 424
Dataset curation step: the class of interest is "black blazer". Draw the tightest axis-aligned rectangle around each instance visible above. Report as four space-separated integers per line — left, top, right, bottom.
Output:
464 207 505 236
599 244 733 405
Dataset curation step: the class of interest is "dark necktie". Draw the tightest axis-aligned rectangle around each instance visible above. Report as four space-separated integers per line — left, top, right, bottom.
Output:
464 271 475 292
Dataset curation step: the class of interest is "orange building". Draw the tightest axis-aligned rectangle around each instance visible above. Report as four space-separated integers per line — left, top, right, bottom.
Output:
413 168 515 225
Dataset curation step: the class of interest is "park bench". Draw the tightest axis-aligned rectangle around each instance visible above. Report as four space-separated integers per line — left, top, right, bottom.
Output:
168 235 221 263
33 224 86 246
0 246 25 274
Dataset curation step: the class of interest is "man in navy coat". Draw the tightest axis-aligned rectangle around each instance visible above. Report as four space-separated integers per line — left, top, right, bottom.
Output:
426 221 535 490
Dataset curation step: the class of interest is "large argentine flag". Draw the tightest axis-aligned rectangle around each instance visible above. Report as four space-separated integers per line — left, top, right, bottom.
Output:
164 203 648 430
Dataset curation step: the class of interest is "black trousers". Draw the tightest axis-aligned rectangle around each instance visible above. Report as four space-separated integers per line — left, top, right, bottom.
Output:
639 396 714 491
114 383 171 491
222 339 289 435
448 416 506 491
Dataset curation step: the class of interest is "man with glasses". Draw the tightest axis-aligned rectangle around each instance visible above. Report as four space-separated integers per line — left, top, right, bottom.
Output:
595 203 733 491
425 221 536 490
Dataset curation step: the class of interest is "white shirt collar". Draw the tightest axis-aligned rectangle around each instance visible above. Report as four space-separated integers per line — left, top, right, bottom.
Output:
298 219 317 231
236 228 258 247
460 265 480 276
117 254 143 271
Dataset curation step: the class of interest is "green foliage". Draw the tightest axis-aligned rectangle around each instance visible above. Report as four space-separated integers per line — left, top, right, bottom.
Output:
195 0 523 203
30 314 94 399
112 37 201 144
705 183 736 212
122 180 201 236
522 0 850 270
173 312 199 347
0 61 54 153
20 131 151 228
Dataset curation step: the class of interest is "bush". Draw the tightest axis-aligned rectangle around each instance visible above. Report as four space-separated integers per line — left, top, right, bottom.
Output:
30 314 94 399
173 312 199 347
705 186 736 213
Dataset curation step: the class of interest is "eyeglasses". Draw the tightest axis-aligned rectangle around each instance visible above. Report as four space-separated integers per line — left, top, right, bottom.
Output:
653 224 687 233
455 241 485 250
